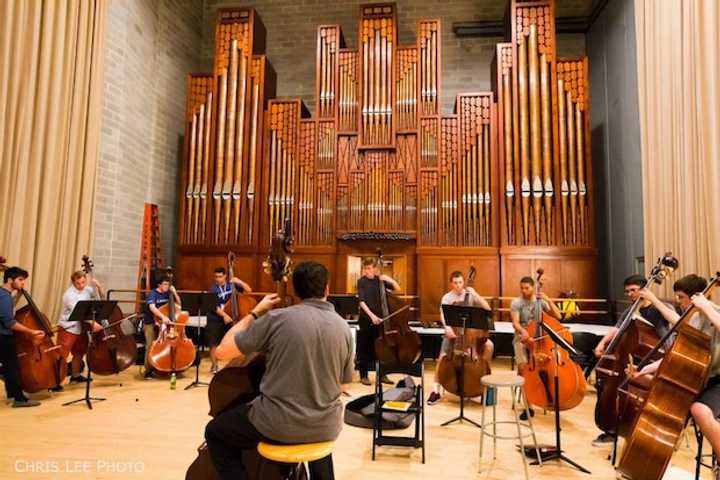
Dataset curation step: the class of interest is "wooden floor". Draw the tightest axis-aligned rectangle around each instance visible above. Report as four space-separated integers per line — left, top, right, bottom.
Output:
0 358 709 479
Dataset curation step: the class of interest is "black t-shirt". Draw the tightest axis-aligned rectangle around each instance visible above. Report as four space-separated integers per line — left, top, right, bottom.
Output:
616 303 676 350
357 276 395 319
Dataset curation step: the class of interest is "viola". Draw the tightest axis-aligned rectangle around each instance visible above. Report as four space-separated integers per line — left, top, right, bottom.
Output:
616 273 720 480
0 257 66 392
148 267 195 373
373 249 421 365
520 268 587 410
222 251 257 323
436 266 491 398
79 256 138 376
593 253 678 435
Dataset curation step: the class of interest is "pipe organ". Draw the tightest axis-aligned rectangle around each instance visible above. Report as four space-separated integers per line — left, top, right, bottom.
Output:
176 1 597 320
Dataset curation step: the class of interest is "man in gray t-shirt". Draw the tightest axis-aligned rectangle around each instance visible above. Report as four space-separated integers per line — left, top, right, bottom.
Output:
205 261 353 480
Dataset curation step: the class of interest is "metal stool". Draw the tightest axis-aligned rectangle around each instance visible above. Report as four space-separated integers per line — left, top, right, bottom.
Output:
478 374 542 480
257 441 334 479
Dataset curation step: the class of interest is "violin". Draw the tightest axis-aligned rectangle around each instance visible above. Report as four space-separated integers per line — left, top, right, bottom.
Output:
80 256 138 376
436 266 491 398
0 257 66 392
186 219 294 480
520 268 587 410
148 267 195 373
373 249 421 365
222 251 257 322
617 273 720 480
593 253 678 436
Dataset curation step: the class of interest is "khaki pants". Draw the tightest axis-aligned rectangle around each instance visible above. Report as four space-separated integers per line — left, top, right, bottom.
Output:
143 324 157 370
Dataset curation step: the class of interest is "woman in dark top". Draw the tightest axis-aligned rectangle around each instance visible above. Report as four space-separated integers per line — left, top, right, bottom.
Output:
356 257 400 385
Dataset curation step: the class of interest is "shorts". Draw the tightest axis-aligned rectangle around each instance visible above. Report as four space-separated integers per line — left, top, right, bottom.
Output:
57 328 88 359
206 314 230 347
697 376 720 417
512 335 528 366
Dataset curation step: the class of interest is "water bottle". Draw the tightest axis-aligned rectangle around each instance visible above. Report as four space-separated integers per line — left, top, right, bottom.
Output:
170 373 177 390
484 386 496 406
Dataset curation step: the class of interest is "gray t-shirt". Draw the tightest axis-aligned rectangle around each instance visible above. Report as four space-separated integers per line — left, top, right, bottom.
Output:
511 296 551 329
689 303 720 377
234 298 354 443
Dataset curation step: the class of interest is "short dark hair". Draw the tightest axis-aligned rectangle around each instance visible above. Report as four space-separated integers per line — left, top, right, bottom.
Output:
673 274 707 296
623 274 647 288
520 276 534 286
362 257 378 268
214 267 226 275
449 271 464 282
152 271 171 286
4 267 29 283
292 261 329 300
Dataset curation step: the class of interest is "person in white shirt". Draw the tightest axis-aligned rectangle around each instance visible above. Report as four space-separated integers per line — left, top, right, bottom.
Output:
57 271 104 384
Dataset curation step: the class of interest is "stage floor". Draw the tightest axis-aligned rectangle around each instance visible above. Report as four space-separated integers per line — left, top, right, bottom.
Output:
0 358 708 479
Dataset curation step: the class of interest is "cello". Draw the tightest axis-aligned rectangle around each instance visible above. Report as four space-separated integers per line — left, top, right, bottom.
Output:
521 268 587 410
616 273 719 480
80 256 138 376
593 253 678 435
436 266 492 398
223 251 257 323
185 219 294 480
148 267 196 373
373 249 421 365
0 257 66 393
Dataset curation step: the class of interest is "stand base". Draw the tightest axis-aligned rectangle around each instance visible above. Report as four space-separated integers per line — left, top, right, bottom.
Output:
62 396 106 409
531 452 591 474
184 380 210 390
441 414 481 428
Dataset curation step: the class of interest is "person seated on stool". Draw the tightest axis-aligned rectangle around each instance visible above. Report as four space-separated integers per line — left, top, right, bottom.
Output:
57 270 105 386
206 261 353 480
427 270 494 405
142 274 182 379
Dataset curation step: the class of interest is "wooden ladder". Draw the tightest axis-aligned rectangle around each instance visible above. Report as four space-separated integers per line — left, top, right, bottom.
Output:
136 203 163 312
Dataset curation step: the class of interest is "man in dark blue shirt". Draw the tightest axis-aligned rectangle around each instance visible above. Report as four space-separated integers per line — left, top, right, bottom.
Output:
1 266 45 407
207 267 252 373
142 273 181 378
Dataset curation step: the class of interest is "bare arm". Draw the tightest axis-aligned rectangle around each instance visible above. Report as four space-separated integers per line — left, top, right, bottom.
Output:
594 327 619 357
232 277 252 293
467 287 491 310
693 294 720 330
640 288 680 324
216 294 280 361
380 274 400 292
359 301 380 322
540 293 562 320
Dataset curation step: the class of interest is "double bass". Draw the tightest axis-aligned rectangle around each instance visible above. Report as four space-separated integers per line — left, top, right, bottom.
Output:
80 256 138 376
373 249 421 365
593 253 678 435
186 219 294 480
0 257 66 392
616 273 720 480
223 251 257 323
436 266 492 398
521 268 587 410
148 267 195 373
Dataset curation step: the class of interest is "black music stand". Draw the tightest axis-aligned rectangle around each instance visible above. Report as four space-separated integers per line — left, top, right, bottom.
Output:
440 304 492 428
328 295 360 319
62 300 117 409
529 322 591 474
181 292 217 390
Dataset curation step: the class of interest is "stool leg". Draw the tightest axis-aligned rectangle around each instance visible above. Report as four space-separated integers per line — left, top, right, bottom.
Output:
520 386 542 466
479 390 487 473
512 386 530 480
492 391 497 460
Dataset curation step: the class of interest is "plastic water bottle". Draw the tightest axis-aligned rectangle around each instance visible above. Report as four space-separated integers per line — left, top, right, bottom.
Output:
484 386 496 406
170 373 177 390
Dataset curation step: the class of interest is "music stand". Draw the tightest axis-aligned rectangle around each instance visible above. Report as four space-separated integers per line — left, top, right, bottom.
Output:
528 321 590 474
62 300 118 409
181 292 217 390
328 295 360 319
440 304 492 428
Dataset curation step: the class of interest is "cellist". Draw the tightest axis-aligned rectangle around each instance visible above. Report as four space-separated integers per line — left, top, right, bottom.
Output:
627 274 720 479
0 267 45 408
511 275 562 420
207 266 252 374
57 270 105 385
427 270 494 405
142 273 182 378
356 256 400 386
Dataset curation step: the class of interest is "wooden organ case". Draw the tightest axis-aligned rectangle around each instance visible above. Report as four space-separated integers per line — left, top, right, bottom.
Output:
176 1 597 322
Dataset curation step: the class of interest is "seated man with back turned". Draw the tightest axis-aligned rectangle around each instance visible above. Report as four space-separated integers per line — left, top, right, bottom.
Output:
206 261 354 480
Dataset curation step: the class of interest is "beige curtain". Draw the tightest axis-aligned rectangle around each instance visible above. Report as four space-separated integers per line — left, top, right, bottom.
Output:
0 0 107 320
635 0 720 296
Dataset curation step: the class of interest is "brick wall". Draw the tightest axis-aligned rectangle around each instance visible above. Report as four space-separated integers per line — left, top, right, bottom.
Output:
201 0 587 115
93 0 203 290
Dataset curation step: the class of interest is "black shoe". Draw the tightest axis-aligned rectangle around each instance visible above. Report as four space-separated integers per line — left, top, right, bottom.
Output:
49 385 64 393
144 369 156 379
380 375 393 385
360 377 371 386
70 375 88 383
592 433 615 446
12 398 41 408
427 391 441 405
519 408 535 421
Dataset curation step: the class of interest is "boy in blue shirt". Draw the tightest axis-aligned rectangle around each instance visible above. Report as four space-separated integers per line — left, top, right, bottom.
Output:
207 267 252 373
142 273 181 378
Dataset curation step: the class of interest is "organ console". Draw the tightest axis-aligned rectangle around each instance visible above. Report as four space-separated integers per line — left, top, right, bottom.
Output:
176 1 597 321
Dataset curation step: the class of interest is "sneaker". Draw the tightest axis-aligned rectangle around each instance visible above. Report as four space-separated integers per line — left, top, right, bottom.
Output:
360 377 371 386
519 408 535 421
380 375 393 385
210 365 219 375
427 391 441 405
143 369 156 379
70 375 88 383
12 398 41 408
49 385 64 393
592 433 615 446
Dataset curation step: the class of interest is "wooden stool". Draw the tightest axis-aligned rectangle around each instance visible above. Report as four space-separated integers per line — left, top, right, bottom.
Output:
257 441 334 479
478 374 542 480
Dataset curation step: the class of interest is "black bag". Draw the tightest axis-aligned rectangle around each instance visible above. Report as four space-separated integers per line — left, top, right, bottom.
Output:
343 376 416 429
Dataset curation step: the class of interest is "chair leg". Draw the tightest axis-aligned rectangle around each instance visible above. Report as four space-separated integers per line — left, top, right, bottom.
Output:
520 386 542 466
512 386 530 480
478 387 487 473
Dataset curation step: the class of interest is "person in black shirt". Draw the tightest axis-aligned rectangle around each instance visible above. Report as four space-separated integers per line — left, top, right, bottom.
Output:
356 257 400 386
